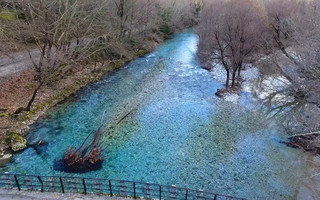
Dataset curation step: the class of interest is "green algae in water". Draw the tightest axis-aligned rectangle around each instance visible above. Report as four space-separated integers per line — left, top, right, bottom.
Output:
187 102 267 163
1 32 320 199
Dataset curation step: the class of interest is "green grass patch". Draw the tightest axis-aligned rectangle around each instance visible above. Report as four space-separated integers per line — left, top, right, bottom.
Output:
0 11 16 21
0 113 9 118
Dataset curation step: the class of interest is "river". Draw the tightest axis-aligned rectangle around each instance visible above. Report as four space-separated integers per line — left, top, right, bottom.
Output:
1 31 319 199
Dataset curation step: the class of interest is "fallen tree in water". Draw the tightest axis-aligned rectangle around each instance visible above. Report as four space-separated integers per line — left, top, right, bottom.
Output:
286 132 320 155
54 121 105 173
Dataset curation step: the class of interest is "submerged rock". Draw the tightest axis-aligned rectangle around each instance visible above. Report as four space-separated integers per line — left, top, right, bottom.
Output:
28 140 48 154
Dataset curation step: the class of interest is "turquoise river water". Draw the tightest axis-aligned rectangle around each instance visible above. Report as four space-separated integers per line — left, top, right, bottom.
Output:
1 32 319 199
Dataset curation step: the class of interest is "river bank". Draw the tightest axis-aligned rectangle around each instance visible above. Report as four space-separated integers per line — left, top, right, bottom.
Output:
0 42 160 165
210 61 320 156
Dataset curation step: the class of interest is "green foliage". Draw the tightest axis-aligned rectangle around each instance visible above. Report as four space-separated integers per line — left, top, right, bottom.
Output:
0 113 9 118
158 8 175 39
25 83 34 90
0 10 15 21
6 131 24 144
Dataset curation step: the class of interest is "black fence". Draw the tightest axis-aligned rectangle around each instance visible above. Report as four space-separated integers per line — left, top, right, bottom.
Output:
0 173 245 200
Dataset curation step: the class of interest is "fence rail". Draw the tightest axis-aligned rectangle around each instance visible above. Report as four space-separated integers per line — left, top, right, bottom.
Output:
0 173 245 200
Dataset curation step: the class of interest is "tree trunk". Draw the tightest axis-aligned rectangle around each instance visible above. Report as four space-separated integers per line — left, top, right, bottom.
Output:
231 70 237 89
118 0 125 38
14 82 43 114
225 69 230 89
237 65 242 84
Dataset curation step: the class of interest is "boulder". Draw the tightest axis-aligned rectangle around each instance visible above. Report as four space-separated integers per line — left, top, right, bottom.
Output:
0 154 12 167
9 132 27 152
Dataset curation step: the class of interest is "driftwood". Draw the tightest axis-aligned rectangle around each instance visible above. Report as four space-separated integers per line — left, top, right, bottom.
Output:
54 109 137 173
281 131 320 155
54 125 104 173
54 112 106 173
116 108 136 125
288 131 320 139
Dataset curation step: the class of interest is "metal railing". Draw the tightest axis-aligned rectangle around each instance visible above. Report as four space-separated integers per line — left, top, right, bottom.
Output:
0 173 245 200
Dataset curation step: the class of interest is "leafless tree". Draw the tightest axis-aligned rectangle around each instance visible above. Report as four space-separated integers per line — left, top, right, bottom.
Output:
198 0 264 91
1 0 199 114
261 0 320 144
265 0 320 107
8 0 107 114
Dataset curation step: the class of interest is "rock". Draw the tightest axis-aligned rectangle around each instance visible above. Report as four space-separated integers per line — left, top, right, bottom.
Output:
0 154 12 167
215 88 226 97
29 140 48 154
9 132 27 152
17 126 30 136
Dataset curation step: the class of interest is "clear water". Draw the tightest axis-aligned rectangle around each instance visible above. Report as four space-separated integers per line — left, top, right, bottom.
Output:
1 31 319 199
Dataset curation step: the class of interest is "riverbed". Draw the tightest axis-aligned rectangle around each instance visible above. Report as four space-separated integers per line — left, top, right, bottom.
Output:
1 31 319 199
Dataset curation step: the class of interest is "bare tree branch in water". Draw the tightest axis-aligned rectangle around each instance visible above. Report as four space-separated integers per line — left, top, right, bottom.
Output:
288 131 320 139
265 0 320 107
257 0 320 151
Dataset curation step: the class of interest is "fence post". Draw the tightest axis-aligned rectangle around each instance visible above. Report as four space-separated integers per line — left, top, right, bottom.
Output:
37 176 43 192
82 178 87 194
109 180 113 196
59 177 64 193
14 175 20 191
185 189 188 200
133 182 136 199
213 194 217 200
159 185 162 200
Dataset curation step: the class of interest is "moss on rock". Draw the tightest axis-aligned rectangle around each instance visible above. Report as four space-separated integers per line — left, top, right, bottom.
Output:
7 131 27 152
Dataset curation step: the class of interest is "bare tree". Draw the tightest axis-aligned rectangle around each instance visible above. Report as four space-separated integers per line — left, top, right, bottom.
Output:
9 0 107 114
260 0 320 150
198 0 264 93
1 0 199 114
265 0 320 107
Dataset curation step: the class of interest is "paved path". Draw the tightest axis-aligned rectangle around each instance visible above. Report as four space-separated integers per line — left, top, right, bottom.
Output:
0 189 131 200
0 50 39 77
0 39 93 77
